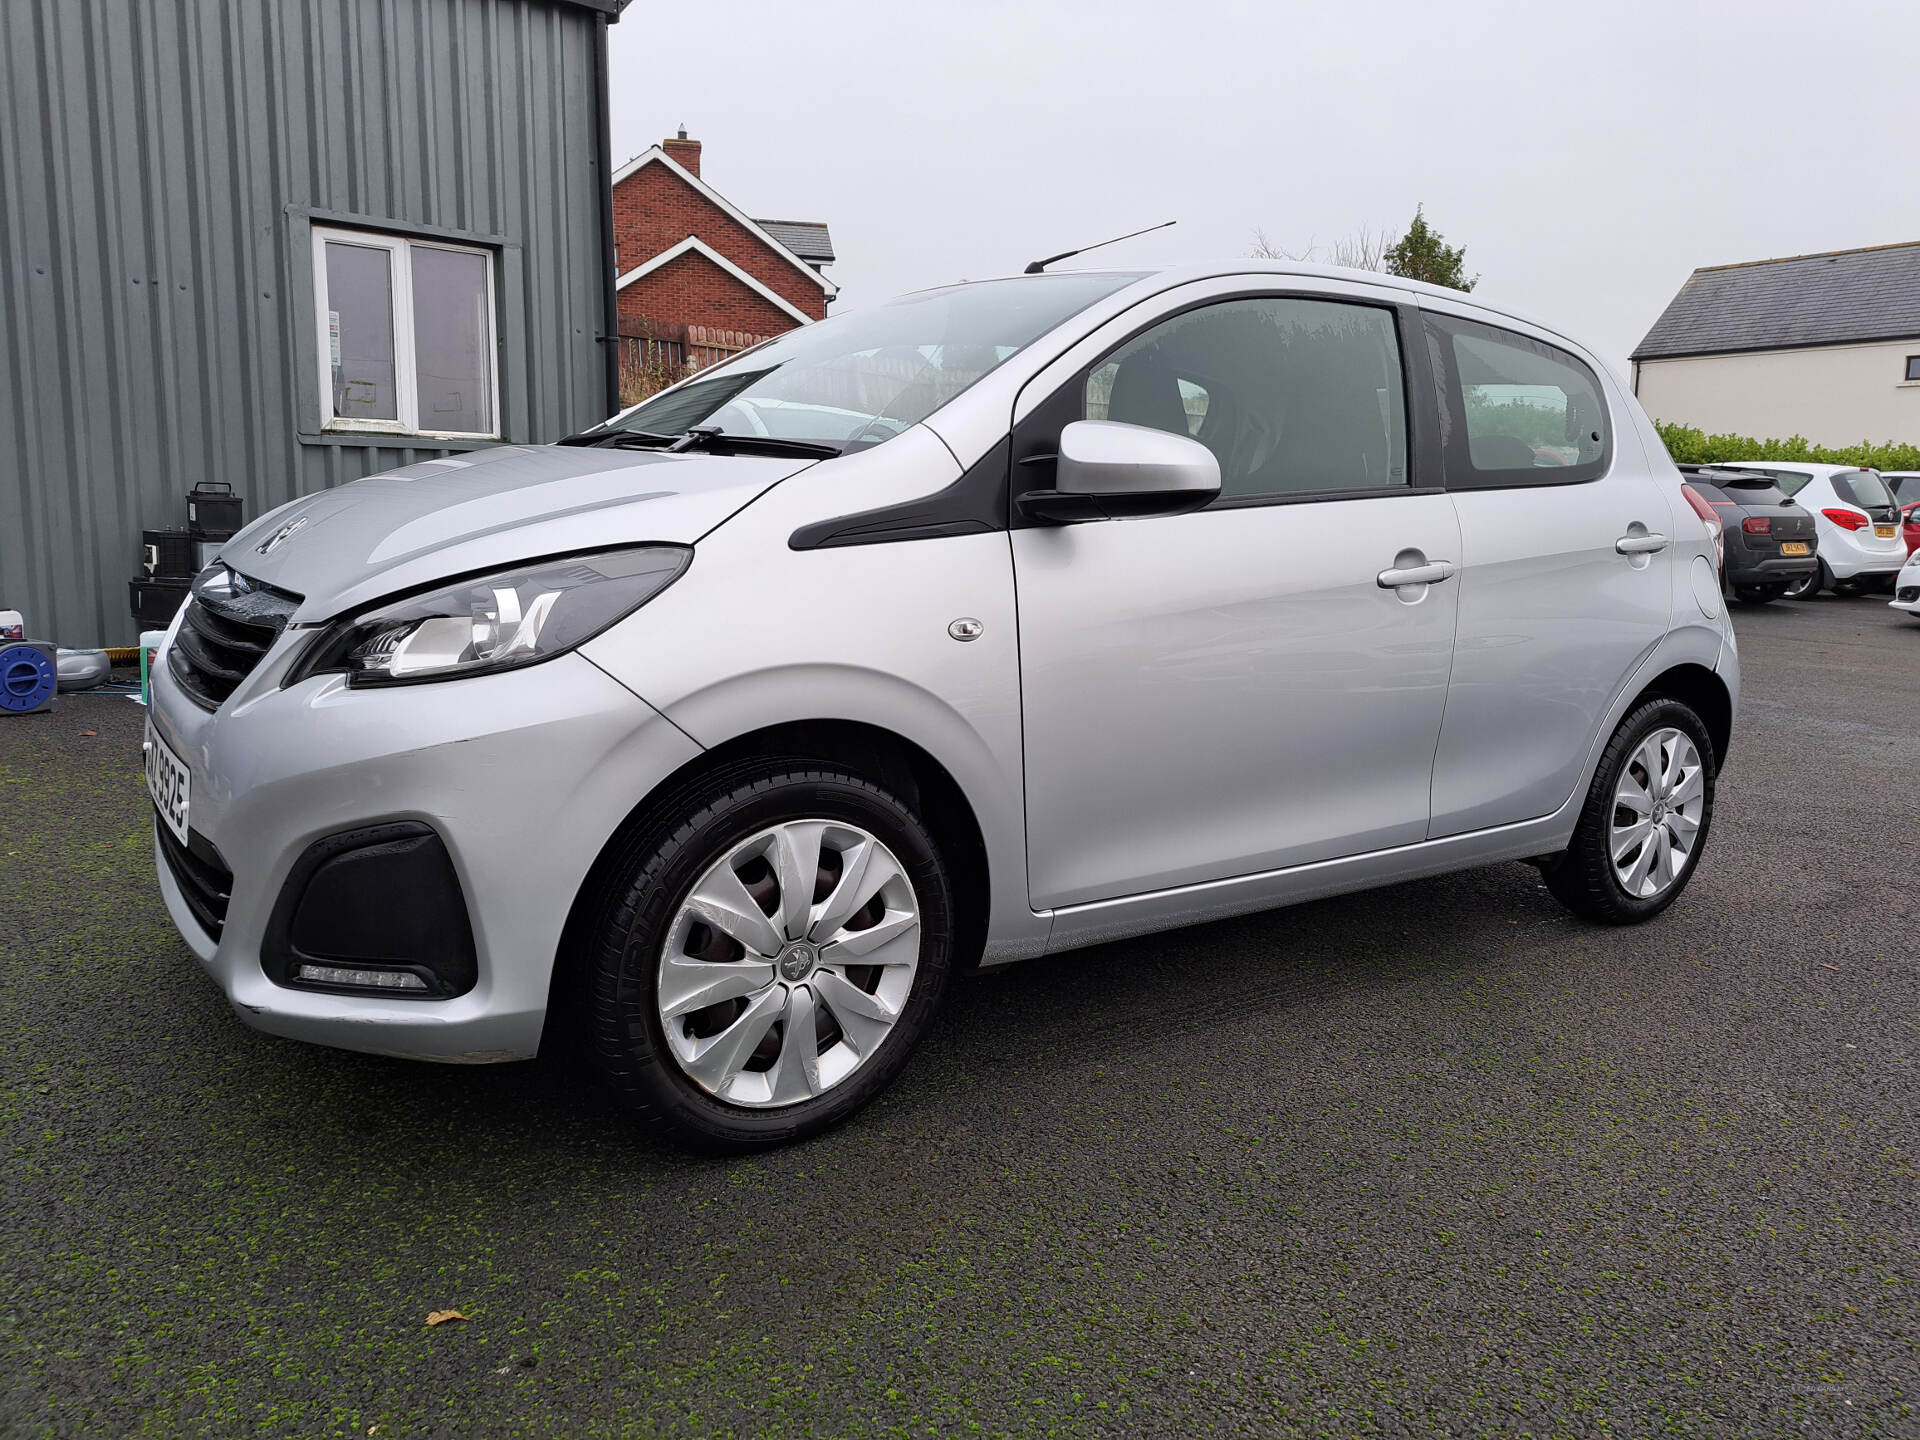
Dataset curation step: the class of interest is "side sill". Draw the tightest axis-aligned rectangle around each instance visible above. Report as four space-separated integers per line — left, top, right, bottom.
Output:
1039 806 1578 957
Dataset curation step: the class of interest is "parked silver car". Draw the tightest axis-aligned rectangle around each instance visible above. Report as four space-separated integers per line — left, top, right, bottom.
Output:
147 263 1737 1148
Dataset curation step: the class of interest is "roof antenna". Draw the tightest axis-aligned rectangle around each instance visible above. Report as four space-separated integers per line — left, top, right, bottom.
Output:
1024 220 1176 274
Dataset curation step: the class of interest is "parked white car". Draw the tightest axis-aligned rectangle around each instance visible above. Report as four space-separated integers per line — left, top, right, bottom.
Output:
1713 463 1906 597
1893 547 1920 620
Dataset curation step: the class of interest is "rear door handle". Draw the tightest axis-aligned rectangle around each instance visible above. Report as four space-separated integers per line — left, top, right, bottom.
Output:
1615 532 1669 555
1376 560 1457 588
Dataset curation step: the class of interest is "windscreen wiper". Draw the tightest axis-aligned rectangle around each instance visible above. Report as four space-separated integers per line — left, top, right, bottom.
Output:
558 426 840 459
556 428 680 449
666 427 842 459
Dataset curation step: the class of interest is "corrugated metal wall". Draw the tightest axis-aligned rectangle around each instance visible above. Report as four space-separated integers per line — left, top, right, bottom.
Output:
0 0 612 647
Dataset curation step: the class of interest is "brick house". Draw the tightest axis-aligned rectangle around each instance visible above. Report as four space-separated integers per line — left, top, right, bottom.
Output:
610 130 835 396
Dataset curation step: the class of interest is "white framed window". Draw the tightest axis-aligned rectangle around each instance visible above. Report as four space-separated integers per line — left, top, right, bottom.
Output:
312 225 499 439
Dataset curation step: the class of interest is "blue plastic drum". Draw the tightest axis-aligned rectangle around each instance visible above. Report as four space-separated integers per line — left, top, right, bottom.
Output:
0 643 58 714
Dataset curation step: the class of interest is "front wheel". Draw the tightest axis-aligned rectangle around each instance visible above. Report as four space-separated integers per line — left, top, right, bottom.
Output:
582 760 954 1151
1543 698 1717 924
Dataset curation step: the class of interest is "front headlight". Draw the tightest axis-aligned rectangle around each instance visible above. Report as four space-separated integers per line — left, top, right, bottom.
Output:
299 546 690 687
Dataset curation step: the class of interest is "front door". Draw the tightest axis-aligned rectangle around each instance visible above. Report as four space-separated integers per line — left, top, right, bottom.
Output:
1012 291 1462 911
1419 308 1675 837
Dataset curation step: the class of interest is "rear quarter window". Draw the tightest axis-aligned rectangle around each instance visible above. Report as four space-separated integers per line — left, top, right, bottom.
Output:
1424 315 1611 488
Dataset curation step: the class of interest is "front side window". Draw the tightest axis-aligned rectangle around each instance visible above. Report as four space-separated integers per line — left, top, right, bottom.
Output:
313 226 497 439
605 273 1133 452
1080 297 1410 500
1428 316 1609 487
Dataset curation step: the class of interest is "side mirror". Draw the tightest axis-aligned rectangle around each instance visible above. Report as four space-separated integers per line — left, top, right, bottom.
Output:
1017 420 1221 524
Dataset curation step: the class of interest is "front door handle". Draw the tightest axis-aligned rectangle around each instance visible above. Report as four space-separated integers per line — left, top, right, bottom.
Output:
1376 559 1457 589
1615 531 1669 555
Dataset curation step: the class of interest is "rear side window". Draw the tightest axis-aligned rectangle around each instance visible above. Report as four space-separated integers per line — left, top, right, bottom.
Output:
1425 315 1610 487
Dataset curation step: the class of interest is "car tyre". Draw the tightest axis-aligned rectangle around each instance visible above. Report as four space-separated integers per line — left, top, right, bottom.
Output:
1542 697 1717 925
580 758 954 1152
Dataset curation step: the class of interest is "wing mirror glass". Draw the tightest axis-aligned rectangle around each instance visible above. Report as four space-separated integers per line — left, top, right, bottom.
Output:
1018 420 1221 524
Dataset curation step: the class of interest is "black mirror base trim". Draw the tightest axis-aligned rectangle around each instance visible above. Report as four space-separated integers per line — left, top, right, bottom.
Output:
789 440 1009 550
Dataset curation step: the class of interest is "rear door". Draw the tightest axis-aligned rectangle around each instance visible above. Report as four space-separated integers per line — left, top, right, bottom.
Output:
1422 306 1674 837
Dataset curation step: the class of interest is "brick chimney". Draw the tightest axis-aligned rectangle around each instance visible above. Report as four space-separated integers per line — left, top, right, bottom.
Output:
663 126 701 179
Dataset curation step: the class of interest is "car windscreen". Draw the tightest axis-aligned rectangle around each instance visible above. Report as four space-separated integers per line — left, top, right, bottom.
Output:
603 273 1135 452
1831 469 1896 513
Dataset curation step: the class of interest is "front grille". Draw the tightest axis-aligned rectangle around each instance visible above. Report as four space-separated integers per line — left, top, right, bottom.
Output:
157 821 233 941
167 571 300 711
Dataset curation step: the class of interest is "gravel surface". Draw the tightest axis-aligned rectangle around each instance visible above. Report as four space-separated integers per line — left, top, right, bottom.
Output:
2 597 1916 1438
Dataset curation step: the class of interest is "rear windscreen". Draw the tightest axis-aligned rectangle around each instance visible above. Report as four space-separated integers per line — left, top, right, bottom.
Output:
1832 470 1895 510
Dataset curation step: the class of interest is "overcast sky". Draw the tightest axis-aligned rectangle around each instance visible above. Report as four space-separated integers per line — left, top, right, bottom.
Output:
609 0 1920 375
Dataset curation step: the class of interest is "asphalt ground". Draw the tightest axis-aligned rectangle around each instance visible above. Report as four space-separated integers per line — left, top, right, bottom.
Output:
3 594 1916 1439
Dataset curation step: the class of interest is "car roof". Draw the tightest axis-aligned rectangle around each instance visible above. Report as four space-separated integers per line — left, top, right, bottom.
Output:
949 261 1594 358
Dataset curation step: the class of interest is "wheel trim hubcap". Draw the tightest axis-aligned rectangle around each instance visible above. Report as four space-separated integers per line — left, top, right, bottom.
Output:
1609 727 1705 899
659 819 921 1108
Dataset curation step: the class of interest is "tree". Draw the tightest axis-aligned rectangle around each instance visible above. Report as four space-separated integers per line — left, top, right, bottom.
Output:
1383 205 1476 291
1250 226 1389 272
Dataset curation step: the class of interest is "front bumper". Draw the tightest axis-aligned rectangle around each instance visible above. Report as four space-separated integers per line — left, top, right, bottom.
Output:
1892 570 1920 613
149 640 701 1062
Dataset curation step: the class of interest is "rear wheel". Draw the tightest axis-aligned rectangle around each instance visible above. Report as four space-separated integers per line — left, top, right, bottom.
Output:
582 760 954 1151
1543 697 1716 925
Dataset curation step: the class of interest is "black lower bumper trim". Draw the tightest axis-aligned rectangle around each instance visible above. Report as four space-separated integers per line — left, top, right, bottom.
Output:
157 818 234 942
263 822 477 999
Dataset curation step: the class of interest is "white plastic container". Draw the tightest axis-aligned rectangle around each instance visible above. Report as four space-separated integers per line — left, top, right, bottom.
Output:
139 629 169 706
0 609 23 641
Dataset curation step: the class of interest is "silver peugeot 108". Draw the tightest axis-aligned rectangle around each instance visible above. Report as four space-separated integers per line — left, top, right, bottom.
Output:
148 262 1737 1148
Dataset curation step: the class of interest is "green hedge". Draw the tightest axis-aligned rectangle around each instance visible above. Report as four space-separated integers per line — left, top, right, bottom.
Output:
1654 421 1920 473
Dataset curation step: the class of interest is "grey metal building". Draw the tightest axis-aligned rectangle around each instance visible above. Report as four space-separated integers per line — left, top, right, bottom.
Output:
0 0 629 647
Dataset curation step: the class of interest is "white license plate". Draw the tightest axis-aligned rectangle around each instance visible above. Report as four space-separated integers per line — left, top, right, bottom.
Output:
145 721 191 845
